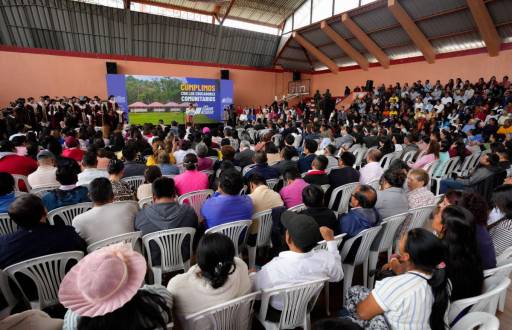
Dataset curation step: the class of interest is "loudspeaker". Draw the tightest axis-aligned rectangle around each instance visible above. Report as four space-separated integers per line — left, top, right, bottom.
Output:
293 71 301 81
220 69 230 80
106 62 118 74
365 79 374 91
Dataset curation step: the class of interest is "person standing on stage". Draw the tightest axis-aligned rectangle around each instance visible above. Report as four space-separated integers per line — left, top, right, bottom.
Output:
185 103 195 126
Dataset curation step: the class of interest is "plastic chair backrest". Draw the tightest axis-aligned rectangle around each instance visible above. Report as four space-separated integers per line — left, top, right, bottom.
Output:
484 262 512 285
328 182 358 215
407 205 436 230
4 251 84 309
341 226 382 266
496 246 512 265
287 203 307 212
379 153 395 170
0 213 17 236
177 189 214 219
87 231 142 253
205 220 252 256
314 234 346 251
47 202 93 226
120 175 145 191
253 210 273 248
370 213 408 253
367 179 380 191
451 311 499 330
448 277 510 324
401 150 416 163
138 196 153 209
142 227 196 273
185 292 259 330
259 277 327 329
12 175 31 192
30 185 60 198
0 269 18 313
353 147 367 169
441 156 460 179
266 178 280 190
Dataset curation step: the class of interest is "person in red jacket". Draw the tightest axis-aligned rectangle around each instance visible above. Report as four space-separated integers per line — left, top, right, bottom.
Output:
0 140 37 191
62 136 84 162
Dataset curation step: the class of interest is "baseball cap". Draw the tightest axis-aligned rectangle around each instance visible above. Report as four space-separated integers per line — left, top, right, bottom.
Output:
36 150 55 160
280 211 321 251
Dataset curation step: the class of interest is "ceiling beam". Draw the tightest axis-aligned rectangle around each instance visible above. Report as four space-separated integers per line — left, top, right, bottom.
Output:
388 0 436 63
299 44 314 70
221 0 236 25
466 0 501 56
320 21 369 70
292 32 338 74
213 4 221 24
341 13 390 68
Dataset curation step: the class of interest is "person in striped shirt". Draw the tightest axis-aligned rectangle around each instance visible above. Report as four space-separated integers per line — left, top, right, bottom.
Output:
346 228 449 330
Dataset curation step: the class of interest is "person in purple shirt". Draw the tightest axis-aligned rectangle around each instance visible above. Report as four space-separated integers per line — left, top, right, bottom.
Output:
280 167 309 208
201 169 253 229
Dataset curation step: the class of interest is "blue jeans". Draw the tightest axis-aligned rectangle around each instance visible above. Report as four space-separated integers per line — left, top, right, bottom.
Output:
439 179 465 194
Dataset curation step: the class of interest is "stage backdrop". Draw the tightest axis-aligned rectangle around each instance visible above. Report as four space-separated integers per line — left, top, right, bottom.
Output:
106 74 233 125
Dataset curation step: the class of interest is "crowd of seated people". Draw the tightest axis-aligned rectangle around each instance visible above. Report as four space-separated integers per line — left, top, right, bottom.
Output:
0 75 511 329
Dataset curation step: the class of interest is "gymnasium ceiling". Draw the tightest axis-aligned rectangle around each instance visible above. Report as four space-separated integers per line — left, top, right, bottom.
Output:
275 0 512 72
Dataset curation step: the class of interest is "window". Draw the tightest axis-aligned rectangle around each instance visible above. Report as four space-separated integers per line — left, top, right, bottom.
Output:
221 19 279 35
361 0 378 5
334 0 360 14
130 3 211 23
312 0 333 23
283 15 293 34
71 0 124 8
293 0 311 30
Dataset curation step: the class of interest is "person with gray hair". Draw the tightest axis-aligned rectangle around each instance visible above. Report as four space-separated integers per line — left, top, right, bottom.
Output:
196 142 213 171
235 140 255 168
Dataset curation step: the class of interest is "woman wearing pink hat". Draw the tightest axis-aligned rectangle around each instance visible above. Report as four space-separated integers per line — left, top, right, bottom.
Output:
59 244 173 329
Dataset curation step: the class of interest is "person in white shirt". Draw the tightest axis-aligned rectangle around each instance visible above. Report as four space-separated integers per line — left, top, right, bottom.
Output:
252 212 343 314
359 149 384 185
441 94 453 105
173 140 196 165
28 150 59 189
72 177 138 245
345 228 449 330
76 151 108 186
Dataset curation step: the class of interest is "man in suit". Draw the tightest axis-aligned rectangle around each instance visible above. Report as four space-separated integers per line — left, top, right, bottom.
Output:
235 140 255 169
271 146 298 174
326 152 360 205
304 155 329 186
298 139 318 173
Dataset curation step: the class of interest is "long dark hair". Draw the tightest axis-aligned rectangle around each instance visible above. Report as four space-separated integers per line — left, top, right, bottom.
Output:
405 228 449 330
77 290 171 330
197 233 236 289
441 205 484 301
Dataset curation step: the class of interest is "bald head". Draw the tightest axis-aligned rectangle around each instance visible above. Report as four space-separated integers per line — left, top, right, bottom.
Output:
367 149 383 163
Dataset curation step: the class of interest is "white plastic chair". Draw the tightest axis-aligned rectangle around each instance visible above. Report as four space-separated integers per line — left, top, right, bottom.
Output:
367 179 380 191
341 225 382 300
368 213 408 288
451 311 499 330
30 185 60 198
483 261 512 313
87 231 142 253
120 175 145 191
47 202 93 226
177 189 213 220
142 227 196 285
205 220 252 257
352 147 367 169
248 210 273 269
448 277 511 325
431 156 460 195
328 182 358 216
138 196 153 209
453 152 481 177
256 277 327 330
239 185 248 195
379 153 395 170
320 184 330 192
0 213 17 236
0 269 20 318
401 150 416 163
4 251 84 309
185 292 260 330
287 203 307 212
266 178 280 190
399 205 436 239
12 174 31 192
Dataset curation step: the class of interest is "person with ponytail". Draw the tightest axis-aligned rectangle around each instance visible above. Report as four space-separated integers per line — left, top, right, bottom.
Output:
173 153 209 196
432 205 484 301
345 228 449 330
167 233 251 326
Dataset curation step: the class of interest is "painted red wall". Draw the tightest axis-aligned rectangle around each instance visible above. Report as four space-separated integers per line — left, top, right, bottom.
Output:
0 47 290 107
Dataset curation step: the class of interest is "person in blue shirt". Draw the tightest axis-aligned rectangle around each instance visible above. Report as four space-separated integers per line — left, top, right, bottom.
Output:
201 169 253 229
244 151 280 181
340 184 381 238
0 172 16 214
298 139 318 173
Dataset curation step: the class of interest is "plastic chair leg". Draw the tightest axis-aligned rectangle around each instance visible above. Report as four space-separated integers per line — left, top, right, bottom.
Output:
342 264 354 304
248 246 257 269
152 267 162 285
368 251 379 289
